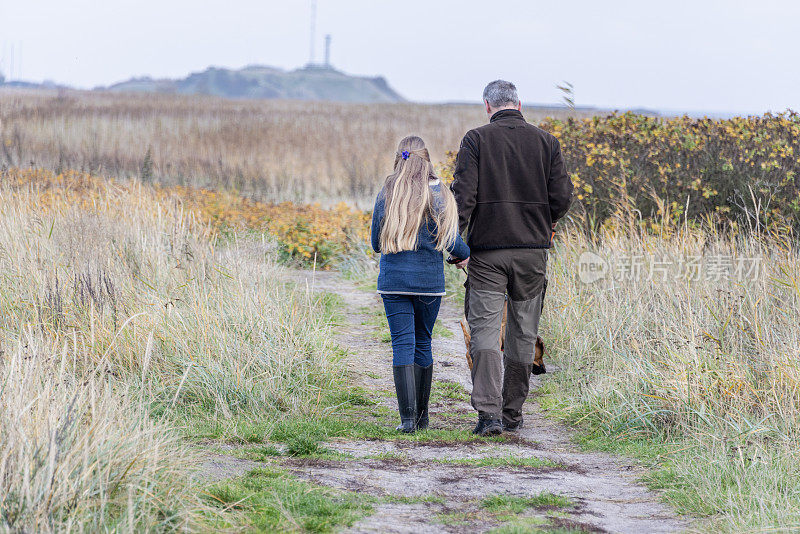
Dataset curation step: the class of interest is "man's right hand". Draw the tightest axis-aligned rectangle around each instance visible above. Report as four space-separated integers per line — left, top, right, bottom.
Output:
456 257 470 270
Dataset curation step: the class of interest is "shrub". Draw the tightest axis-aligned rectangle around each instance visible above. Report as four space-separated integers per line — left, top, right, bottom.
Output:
441 111 800 232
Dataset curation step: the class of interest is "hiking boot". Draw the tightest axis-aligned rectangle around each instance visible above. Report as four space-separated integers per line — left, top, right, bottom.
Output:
502 419 524 433
393 365 417 433
472 417 503 436
414 363 433 430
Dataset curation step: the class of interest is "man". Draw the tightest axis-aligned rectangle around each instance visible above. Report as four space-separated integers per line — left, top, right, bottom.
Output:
451 80 573 436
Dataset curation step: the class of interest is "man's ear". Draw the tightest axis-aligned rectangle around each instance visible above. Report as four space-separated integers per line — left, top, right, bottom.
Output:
484 100 492 114
516 100 522 111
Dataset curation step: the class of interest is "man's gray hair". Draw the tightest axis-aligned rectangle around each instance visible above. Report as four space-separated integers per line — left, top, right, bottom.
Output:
483 80 519 108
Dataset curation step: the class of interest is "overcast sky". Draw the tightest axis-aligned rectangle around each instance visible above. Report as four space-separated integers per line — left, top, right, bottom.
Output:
1 0 798 114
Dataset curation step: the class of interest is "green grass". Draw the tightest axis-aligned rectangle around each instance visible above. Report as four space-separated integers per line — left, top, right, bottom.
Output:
234 443 355 462
191 400 507 453
382 494 447 505
360 306 390 343
470 494 575 533
277 283 346 324
284 431 325 456
161 281 352 448
241 444 283 458
435 493 575 531
326 386 379 407
433 381 471 403
537 361 795 526
204 467 372 532
316 290 347 322
481 493 573 513
433 319 455 338
639 462 719 517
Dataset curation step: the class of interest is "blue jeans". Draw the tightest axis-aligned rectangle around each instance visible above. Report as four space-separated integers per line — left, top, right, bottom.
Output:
381 294 442 367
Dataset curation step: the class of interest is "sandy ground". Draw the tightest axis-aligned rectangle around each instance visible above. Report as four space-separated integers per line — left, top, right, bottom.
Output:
204 269 690 533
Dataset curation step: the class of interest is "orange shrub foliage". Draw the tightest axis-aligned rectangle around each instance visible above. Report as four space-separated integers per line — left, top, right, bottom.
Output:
2 168 370 268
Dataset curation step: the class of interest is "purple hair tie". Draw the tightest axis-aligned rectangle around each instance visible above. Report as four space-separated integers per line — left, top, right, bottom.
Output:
401 150 410 160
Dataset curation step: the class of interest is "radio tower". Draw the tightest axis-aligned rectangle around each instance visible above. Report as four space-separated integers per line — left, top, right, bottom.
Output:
309 0 317 65
324 34 331 68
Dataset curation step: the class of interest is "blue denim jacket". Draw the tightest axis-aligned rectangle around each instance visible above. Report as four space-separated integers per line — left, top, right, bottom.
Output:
371 181 470 296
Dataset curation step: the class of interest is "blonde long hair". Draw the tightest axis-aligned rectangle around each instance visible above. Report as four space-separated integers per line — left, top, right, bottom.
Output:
379 136 459 254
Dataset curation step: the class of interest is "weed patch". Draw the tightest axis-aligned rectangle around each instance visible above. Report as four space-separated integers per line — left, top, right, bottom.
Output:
433 381 471 403
481 493 573 513
204 467 372 532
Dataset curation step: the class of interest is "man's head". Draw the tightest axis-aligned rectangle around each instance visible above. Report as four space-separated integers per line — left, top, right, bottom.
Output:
482 80 521 117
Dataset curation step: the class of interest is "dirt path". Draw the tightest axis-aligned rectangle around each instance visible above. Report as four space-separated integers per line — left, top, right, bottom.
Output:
277 269 689 534
198 269 689 532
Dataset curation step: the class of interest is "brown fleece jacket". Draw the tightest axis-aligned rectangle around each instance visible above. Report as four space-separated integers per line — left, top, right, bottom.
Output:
451 109 574 251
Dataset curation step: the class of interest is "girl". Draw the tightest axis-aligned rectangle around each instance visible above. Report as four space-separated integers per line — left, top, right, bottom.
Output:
370 136 470 433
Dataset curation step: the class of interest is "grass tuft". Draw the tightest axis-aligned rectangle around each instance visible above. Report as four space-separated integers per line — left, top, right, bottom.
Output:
204 467 372 532
481 493 573 513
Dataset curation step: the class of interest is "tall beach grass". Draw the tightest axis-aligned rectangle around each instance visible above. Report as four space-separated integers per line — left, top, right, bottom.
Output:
542 219 800 531
0 170 346 530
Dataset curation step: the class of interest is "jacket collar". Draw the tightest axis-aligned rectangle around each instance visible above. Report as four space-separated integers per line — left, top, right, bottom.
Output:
490 109 525 123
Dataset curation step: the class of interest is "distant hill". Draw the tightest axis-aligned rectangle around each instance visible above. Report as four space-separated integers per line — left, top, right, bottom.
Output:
0 79 68 90
100 65 405 103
